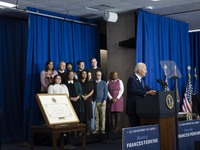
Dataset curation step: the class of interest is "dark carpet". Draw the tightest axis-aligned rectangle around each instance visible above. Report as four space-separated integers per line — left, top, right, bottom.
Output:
1 132 122 150
2 139 121 150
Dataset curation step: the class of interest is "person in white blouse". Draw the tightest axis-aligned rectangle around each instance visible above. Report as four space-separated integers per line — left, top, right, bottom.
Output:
47 75 69 97
107 71 124 132
48 74 75 149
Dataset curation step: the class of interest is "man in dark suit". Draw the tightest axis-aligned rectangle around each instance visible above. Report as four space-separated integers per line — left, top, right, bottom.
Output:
126 62 156 127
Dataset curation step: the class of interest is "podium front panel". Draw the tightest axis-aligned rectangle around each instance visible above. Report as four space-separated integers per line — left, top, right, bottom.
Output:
136 91 175 118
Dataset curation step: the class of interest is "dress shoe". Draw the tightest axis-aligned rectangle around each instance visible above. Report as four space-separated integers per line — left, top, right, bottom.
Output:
64 144 76 149
92 130 99 134
101 130 106 134
86 131 90 136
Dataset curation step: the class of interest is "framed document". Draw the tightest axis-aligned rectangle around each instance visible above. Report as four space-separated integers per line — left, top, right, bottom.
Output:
35 94 79 125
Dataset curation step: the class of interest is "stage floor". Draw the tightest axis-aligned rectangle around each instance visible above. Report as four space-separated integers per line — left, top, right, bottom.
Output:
2 138 121 150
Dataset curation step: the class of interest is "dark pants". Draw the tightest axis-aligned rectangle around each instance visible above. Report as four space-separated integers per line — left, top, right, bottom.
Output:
111 112 120 131
128 114 140 127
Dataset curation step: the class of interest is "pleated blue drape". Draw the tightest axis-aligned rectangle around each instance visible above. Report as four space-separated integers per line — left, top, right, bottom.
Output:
189 32 200 93
136 10 192 105
23 8 99 140
0 8 99 142
0 17 28 142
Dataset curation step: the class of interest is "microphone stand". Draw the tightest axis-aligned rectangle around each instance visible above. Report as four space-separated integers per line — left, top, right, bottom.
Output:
173 75 179 150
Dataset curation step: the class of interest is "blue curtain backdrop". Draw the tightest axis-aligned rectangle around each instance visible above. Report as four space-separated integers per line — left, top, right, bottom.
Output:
0 17 28 142
0 8 99 142
23 8 100 139
1 8 200 144
136 10 193 106
189 32 200 93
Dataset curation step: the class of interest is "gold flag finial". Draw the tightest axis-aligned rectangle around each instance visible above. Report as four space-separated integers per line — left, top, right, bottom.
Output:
164 64 169 91
194 67 197 79
164 65 167 75
187 66 191 71
187 66 191 80
174 65 177 76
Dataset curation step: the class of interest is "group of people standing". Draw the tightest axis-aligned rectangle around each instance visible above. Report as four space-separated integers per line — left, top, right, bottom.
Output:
40 58 124 135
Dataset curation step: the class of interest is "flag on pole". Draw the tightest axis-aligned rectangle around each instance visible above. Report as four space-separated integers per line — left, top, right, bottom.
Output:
181 66 193 113
182 87 192 113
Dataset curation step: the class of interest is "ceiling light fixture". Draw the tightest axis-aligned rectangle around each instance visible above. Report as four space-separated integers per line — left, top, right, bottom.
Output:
189 29 200 33
0 1 17 8
103 11 118 23
151 0 160 1
85 7 99 12
145 6 154 10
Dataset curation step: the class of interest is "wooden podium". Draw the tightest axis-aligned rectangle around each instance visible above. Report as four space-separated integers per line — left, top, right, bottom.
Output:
136 91 176 150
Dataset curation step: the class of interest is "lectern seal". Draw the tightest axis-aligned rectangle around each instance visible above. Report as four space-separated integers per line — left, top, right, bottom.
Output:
166 94 174 109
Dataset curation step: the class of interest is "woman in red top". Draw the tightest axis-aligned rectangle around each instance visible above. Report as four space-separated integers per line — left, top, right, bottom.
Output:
107 71 124 132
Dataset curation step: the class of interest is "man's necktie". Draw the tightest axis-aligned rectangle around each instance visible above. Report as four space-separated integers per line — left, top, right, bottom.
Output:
141 79 145 89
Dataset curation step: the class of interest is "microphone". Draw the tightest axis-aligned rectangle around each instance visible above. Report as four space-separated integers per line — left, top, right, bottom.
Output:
156 79 167 86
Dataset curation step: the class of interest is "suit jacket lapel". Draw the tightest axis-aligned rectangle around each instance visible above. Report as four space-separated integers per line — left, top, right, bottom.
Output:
133 74 146 90
133 74 143 89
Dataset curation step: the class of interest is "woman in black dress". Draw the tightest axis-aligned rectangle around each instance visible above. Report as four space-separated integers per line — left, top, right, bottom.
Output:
79 70 94 135
65 71 83 121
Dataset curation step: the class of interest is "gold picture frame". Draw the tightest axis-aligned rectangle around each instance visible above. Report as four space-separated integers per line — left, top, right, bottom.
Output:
35 94 79 126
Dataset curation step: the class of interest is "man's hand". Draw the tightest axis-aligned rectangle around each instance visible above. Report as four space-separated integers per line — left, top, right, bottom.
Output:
146 90 156 95
101 100 106 106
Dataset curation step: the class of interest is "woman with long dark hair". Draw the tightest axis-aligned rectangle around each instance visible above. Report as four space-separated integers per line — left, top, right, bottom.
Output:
40 60 58 93
79 70 94 135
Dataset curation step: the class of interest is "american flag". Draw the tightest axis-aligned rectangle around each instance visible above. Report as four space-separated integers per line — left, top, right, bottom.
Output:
182 84 193 113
